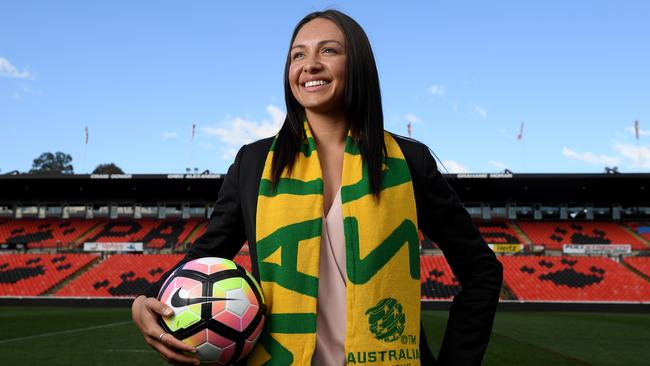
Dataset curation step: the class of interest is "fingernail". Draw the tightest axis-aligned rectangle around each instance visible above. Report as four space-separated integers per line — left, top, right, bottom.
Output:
165 309 173 316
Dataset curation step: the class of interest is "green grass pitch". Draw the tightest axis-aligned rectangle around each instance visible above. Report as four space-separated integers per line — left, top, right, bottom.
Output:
0 307 648 365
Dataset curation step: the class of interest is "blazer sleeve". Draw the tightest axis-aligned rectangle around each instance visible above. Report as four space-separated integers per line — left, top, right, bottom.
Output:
142 145 248 298
416 144 503 366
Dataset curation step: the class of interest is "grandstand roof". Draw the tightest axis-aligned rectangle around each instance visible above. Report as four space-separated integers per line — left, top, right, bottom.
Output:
1 173 648 206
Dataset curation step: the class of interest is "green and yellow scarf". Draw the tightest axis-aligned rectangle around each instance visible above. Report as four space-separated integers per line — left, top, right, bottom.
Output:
249 121 421 365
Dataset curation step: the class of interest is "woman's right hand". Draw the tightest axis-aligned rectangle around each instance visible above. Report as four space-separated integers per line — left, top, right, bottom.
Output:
131 295 200 365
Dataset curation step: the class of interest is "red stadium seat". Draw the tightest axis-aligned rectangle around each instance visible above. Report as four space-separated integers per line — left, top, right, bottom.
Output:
84 219 202 249
476 222 523 244
0 219 205 249
500 255 650 301
0 253 98 296
419 255 460 300
623 256 650 278
56 249 252 298
624 221 650 243
0 219 103 249
517 221 647 250
55 254 185 297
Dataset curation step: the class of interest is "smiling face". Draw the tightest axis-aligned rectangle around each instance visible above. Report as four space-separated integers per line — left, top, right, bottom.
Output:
289 18 347 115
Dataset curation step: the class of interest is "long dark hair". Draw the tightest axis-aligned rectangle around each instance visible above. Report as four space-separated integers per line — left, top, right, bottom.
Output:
271 9 386 200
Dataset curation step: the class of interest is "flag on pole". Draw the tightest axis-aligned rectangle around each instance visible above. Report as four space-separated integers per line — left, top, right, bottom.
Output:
407 121 412 138
84 126 89 145
192 123 196 141
517 122 525 141
635 120 640 140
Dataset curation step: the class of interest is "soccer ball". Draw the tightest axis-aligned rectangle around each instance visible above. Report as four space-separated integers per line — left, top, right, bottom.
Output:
157 257 266 365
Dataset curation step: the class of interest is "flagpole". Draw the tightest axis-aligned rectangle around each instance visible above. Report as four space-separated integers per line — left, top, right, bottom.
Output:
517 122 525 173
189 123 196 174
84 126 89 174
635 120 641 168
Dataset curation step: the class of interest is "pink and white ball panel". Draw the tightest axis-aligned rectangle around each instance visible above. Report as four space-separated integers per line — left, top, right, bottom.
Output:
211 277 261 332
185 330 237 365
241 317 265 357
182 257 238 274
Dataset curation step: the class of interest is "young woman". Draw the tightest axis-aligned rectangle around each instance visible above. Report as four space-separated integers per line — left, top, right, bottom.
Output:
132 10 503 366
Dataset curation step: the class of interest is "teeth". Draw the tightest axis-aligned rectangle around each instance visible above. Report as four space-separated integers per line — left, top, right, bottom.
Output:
305 80 328 88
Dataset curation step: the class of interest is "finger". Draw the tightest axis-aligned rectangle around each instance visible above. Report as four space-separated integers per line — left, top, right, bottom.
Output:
145 297 174 317
152 340 200 365
159 332 197 354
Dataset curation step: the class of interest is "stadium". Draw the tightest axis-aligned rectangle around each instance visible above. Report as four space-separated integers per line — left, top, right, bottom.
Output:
0 171 648 365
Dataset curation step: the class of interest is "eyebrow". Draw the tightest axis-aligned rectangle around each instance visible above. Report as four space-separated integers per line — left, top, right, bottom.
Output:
291 39 344 50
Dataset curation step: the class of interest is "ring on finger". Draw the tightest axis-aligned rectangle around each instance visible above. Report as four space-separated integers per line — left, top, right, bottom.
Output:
159 331 168 341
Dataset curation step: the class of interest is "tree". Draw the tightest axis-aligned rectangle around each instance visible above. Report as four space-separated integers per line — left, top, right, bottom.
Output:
92 163 124 174
29 152 74 174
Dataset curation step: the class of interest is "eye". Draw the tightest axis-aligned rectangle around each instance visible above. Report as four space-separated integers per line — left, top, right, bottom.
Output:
322 48 337 54
292 52 304 60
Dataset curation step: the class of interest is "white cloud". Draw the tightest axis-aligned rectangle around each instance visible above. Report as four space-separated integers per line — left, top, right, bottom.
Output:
161 131 179 140
266 104 285 126
220 147 239 160
197 141 216 151
441 160 470 173
626 125 650 137
562 147 621 166
0 57 33 79
201 104 285 158
429 84 446 96
474 105 487 119
613 142 650 168
489 160 509 170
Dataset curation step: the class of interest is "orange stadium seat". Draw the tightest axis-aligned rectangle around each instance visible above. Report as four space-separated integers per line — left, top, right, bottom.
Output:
623 256 650 278
0 219 103 249
56 254 185 297
625 221 650 242
80 219 203 249
0 253 98 296
517 221 647 250
56 250 253 297
500 255 650 301
476 222 523 244
420 255 460 300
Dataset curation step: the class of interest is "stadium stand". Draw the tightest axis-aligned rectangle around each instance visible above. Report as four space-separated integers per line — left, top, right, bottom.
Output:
420 255 460 300
500 255 650 301
625 221 650 242
55 250 253 297
56 254 184 297
1 171 648 306
0 219 103 249
0 253 98 296
622 256 650 278
517 221 647 250
476 222 523 244
83 219 202 249
0 219 205 250
419 223 524 250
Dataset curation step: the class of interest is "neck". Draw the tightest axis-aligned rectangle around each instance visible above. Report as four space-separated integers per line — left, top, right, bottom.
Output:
305 109 349 148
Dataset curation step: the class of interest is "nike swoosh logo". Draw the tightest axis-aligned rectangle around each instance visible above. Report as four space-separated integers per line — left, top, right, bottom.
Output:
170 287 238 307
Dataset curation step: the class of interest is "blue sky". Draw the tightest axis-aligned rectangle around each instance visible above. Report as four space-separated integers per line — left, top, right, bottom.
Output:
1 0 649 174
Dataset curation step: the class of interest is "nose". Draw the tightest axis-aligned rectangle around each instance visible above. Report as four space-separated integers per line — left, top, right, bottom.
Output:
303 54 322 73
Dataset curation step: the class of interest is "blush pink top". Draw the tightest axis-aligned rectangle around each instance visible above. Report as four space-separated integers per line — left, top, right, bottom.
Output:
313 187 347 366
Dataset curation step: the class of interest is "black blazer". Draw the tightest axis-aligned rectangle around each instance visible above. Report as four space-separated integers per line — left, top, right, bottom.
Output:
145 133 503 366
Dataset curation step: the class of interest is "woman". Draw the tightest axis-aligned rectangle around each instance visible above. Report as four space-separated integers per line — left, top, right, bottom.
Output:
132 10 503 366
